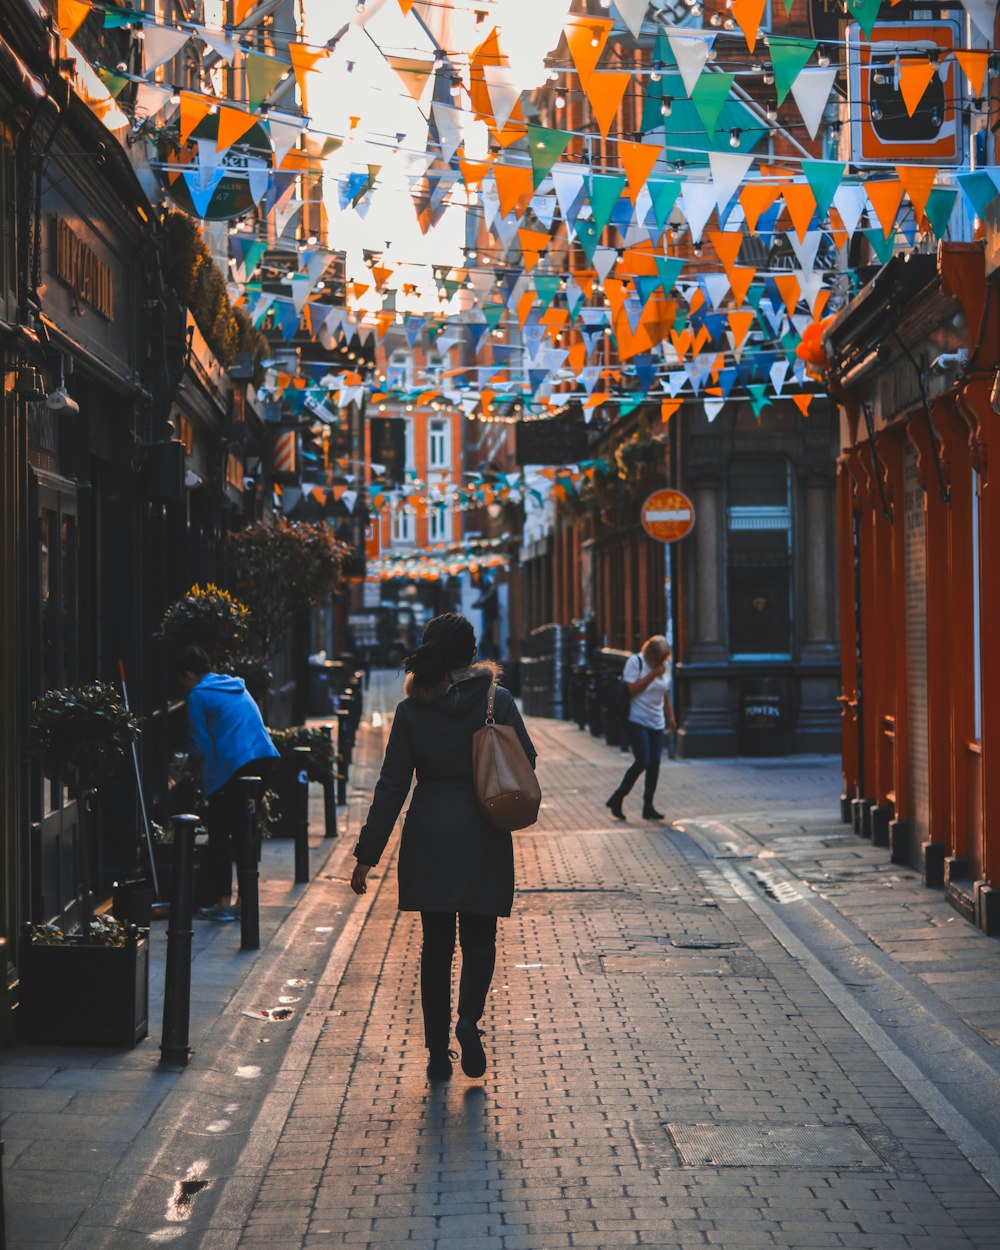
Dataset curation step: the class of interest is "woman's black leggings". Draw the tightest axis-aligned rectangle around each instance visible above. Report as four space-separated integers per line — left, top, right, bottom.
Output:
419 911 497 1053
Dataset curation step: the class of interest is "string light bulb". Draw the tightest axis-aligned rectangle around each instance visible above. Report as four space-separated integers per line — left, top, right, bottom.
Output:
729 127 742 147
650 61 663 83
590 26 602 48
660 96 674 117
555 92 566 108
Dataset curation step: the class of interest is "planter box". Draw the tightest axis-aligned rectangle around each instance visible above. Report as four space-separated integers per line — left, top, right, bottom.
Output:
20 930 149 1048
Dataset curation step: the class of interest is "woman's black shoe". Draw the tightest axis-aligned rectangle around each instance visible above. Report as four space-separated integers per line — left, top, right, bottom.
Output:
642 805 664 820
606 793 625 820
427 1049 457 1081
455 1018 487 1077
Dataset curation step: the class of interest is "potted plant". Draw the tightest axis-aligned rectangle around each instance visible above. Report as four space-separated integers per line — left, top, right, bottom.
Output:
266 726 337 838
22 682 149 1047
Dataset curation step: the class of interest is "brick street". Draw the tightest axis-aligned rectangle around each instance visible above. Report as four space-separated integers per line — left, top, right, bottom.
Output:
5 671 1000 1249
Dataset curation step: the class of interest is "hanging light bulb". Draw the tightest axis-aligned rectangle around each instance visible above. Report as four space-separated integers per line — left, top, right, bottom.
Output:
450 76 462 96
723 17 735 30
765 105 778 122
590 26 602 48
709 12 722 25
729 128 741 147
660 96 674 117
650 61 663 83
555 92 566 109
817 46 830 68
706 46 717 60
762 68 774 84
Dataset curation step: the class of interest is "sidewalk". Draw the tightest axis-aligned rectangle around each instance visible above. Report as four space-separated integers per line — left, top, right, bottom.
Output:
4 673 1000 1249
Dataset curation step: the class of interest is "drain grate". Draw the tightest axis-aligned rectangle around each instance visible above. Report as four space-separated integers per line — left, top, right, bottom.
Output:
666 1122 890 1171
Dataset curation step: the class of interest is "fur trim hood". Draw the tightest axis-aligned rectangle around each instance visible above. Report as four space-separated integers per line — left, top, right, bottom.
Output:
404 659 503 706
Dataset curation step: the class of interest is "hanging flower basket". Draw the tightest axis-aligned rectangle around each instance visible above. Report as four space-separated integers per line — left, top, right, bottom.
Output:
29 682 140 786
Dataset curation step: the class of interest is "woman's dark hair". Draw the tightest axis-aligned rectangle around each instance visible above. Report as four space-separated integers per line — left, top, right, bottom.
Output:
180 644 212 677
404 613 475 688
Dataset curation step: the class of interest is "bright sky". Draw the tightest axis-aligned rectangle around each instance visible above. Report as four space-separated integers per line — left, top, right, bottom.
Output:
300 0 571 316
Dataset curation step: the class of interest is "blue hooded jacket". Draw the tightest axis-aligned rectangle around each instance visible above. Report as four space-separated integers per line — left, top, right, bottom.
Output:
187 672 279 796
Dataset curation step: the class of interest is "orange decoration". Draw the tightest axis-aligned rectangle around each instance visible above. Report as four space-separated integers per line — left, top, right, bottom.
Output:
739 183 782 234
179 92 213 145
564 17 613 87
215 105 257 154
728 266 756 307
866 180 905 237
516 290 535 329
57 0 90 38
773 272 801 315
731 0 767 52
494 163 534 217
585 72 631 141
288 42 326 111
780 184 818 243
234 0 259 22
895 165 938 222
955 49 990 96
660 399 683 422
727 311 755 348
619 140 660 203
458 156 492 191
707 230 744 277
898 58 936 118
792 394 814 416
827 205 849 251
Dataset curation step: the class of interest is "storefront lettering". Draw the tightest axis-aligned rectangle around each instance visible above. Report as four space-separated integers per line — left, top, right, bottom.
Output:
54 217 114 320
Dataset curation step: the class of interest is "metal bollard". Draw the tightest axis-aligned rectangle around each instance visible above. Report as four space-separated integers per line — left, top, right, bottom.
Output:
160 813 198 1066
293 746 311 884
336 708 354 770
238 777 261 952
321 724 338 838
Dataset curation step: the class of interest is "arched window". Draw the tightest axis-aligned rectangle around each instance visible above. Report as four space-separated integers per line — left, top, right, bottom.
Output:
727 458 792 658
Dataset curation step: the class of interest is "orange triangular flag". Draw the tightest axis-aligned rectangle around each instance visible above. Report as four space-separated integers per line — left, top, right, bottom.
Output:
727 311 755 347
371 265 393 289
57 0 90 38
619 140 660 203
574 270 596 299
494 163 534 217
813 289 831 319
670 329 693 360
731 0 768 52
179 92 213 145
480 389 494 416
866 180 904 237
516 289 535 329
289 42 326 110
661 399 683 422
740 183 782 234
586 71 631 141
955 49 990 96
215 105 257 155
827 205 848 250
781 184 818 243
773 272 801 315
896 165 938 222
898 58 936 118
568 342 587 371
707 230 744 278
688 287 706 316
729 266 756 307
792 394 813 416
398 0 416 12
565 17 613 87
235 0 258 22
458 156 492 191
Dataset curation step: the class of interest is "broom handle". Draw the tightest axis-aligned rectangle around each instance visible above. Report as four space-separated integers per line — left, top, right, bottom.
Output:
118 659 161 899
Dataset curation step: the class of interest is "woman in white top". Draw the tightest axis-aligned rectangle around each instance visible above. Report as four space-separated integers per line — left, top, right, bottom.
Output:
606 635 677 822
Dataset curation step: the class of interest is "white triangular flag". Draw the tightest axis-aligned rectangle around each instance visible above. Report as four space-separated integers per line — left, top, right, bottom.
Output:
788 229 822 271
290 275 311 314
789 66 837 141
832 183 866 237
133 82 173 118
679 181 716 243
530 194 557 230
594 246 618 282
247 156 270 205
551 168 586 227
432 102 465 164
142 26 190 74
614 0 650 40
196 138 224 191
274 197 304 234
667 34 715 98
770 359 789 394
961 0 997 40
483 64 520 131
701 272 732 309
798 269 826 315
267 115 305 167
704 397 725 422
200 28 238 65
708 151 754 217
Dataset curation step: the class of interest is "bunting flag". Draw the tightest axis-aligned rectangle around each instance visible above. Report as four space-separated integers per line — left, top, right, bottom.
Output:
288 42 327 111
56 0 90 39
245 51 289 111
142 25 191 74
586 71 631 140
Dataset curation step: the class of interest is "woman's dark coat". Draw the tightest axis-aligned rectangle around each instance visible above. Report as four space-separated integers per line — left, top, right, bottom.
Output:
354 662 537 917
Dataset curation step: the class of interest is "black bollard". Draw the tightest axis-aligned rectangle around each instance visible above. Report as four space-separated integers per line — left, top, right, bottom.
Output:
238 777 261 952
336 708 354 770
293 746 311 885
321 724 338 838
160 814 198 1066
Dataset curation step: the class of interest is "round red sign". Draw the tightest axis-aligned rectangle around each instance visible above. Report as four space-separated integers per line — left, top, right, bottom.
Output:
640 489 696 543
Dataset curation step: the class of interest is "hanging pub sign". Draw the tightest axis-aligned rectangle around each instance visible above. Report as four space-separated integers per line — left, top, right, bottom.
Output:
157 114 273 221
515 415 589 467
369 417 407 487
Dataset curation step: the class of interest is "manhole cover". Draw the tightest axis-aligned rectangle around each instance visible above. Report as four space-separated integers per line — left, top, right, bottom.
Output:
666 1123 889 1171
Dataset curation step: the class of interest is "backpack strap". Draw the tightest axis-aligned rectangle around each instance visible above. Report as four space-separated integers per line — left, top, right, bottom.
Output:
485 680 497 725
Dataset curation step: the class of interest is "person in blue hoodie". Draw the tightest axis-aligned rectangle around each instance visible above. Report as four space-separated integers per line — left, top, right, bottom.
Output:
180 645 279 921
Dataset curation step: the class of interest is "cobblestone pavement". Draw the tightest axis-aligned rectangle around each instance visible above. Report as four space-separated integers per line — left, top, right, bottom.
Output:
5 670 1000 1249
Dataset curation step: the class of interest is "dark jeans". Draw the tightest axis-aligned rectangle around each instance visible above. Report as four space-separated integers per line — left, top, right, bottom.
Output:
420 911 497 1053
616 722 664 806
206 757 274 901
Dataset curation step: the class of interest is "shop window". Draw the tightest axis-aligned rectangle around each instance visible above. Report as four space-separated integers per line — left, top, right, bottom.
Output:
391 505 414 546
727 459 792 658
428 506 450 543
428 418 449 469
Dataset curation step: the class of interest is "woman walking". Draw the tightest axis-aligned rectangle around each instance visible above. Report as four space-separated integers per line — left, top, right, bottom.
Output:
606 635 676 822
351 613 537 1082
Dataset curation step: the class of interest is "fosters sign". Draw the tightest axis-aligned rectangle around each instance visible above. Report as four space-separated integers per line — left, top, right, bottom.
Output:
54 217 114 320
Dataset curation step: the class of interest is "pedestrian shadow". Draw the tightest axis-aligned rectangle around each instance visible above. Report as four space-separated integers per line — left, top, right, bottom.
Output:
415 1081 512 1211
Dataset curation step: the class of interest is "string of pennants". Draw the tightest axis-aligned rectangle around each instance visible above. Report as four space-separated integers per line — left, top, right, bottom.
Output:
55 0 1000 429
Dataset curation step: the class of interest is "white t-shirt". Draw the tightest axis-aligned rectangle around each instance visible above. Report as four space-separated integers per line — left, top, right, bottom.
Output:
623 653 671 730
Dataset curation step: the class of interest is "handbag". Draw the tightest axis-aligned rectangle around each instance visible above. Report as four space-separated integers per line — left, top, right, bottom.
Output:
471 681 541 832
603 656 636 719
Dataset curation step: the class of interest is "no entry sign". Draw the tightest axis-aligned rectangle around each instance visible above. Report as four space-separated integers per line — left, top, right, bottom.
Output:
641 489 695 543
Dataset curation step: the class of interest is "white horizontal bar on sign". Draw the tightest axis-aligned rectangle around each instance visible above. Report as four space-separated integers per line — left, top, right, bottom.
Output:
645 510 692 522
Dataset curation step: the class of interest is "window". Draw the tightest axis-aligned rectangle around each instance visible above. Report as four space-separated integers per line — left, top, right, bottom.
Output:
727 459 792 658
428 506 450 543
391 505 414 546
428 418 449 469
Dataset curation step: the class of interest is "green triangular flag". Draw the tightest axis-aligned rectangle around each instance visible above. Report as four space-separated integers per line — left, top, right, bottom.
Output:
619 397 644 420
104 8 144 27
526 125 573 188
801 160 845 220
747 382 771 418
690 73 735 138
770 39 816 107
780 329 801 359
533 274 562 312
924 187 958 239
654 255 684 293
246 51 290 111
589 174 627 234
635 275 662 308
745 282 765 311
427 321 443 345
575 219 600 263
648 178 682 230
862 228 897 265
96 66 129 98
482 303 506 330
847 0 881 40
